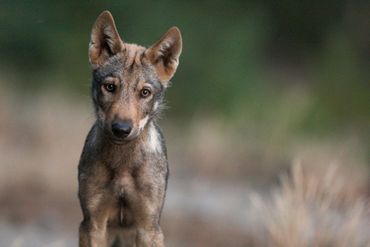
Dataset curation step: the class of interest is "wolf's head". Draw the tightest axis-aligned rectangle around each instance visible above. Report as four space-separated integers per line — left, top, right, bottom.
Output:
89 11 182 144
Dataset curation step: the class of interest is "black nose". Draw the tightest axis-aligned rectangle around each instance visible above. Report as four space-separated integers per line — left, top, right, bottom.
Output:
111 121 132 138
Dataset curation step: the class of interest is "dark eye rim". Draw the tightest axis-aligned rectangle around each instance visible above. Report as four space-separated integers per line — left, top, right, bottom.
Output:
103 83 116 93
140 87 152 98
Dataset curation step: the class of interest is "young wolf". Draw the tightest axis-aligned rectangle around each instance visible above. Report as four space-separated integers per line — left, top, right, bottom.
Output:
78 11 182 247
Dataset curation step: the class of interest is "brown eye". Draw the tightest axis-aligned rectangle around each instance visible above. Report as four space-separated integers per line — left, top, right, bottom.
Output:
103 83 116 93
140 88 151 98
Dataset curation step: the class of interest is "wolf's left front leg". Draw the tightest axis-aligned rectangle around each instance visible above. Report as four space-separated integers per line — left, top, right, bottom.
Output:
134 194 165 247
136 224 164 247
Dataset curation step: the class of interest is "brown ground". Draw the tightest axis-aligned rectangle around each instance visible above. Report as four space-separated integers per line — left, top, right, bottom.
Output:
0 86 369 247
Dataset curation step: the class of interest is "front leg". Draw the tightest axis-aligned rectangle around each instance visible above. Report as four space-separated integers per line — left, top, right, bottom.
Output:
136 225 164 247
79 214 109 247
134 189 166 247
79 192 112 247
133 156 168 247
78 162 113 247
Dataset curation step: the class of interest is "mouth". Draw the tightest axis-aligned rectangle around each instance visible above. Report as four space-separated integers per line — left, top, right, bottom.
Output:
106 131 139 145
109 137 129 145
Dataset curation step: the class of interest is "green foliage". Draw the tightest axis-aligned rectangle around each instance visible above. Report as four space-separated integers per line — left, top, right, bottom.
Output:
0 0 368 137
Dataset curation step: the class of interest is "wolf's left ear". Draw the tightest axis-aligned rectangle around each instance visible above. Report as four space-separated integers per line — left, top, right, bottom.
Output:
89 11 124 67
145 27 182 85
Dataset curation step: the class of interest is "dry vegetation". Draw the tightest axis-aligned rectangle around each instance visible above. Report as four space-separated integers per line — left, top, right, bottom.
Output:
0 86 369 246
251 162 370 247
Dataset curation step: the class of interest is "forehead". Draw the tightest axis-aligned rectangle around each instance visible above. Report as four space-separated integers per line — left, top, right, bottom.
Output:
92 44 158 85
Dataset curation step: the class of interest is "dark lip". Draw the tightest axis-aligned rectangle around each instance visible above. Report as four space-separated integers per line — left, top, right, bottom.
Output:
109 138 130 145
108 132 138 145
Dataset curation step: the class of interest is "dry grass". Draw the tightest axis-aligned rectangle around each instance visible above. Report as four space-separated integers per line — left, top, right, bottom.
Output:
251 161 370 247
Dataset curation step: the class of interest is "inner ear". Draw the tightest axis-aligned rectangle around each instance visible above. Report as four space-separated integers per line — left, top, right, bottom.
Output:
89 11 124 66
146 27 182 84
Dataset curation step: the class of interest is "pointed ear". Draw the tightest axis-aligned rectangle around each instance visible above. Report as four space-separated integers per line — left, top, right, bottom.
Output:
146 27 182 84
89 11 124 67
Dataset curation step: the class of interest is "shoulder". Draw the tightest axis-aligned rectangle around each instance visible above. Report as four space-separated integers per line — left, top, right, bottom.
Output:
78 123 100 170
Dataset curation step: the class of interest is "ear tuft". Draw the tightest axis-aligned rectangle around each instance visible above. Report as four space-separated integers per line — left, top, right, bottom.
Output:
89 11 124 67
146 27 182 84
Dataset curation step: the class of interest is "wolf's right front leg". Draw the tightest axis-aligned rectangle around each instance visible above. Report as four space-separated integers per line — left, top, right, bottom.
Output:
79 217 109 247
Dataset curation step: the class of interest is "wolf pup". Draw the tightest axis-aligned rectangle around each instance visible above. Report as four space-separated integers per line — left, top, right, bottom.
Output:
78 11 182 247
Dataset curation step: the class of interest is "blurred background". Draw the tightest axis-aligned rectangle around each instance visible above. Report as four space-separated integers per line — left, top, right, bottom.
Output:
0 1 369 246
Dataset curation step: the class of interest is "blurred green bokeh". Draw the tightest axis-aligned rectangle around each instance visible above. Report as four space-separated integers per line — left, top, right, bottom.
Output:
0 0 369 137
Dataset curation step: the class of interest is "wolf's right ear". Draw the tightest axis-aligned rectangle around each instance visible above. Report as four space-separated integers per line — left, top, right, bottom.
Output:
89 11 124 67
